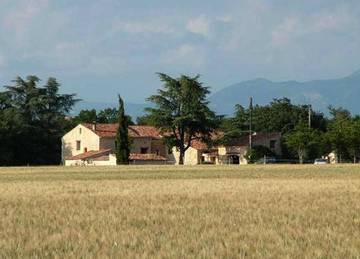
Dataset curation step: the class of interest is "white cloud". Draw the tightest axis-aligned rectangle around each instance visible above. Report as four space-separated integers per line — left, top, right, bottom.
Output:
271 9 357 46
161 44 205 68
112 21 174 34
186 15 210 37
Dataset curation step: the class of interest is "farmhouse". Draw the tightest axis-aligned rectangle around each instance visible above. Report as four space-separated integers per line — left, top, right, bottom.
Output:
62 123 281 166
172 132 282 165
62 123 174 166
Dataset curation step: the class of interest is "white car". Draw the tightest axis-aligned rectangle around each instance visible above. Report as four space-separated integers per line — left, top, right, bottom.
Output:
314 158 329 165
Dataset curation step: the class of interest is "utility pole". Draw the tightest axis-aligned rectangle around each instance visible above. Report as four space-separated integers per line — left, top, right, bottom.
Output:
249 97 253 149
308 104 312 129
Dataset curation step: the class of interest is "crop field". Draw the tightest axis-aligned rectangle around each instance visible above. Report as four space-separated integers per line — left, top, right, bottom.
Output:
0 165 360 258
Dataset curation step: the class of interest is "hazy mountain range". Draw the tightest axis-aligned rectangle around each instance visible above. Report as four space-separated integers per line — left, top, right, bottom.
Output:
75 70 360 118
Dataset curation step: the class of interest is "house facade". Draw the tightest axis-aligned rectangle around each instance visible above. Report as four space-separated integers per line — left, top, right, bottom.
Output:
62 123 281 166
172 132 282 165
62 123 174 166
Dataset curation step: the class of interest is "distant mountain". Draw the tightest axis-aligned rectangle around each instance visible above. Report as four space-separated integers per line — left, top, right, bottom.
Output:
209 70 360 116
73 101 148 120
73 70 360 119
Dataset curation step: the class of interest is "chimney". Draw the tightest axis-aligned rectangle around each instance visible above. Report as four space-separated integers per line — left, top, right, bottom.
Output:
92 121 96 131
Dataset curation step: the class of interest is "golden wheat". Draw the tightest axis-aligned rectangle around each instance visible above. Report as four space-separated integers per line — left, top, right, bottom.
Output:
0 165 359 258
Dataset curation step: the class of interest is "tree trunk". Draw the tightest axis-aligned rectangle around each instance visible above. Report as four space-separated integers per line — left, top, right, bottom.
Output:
298 149 304 164
178 149 185 165
299 155 304 164
354 155 357 164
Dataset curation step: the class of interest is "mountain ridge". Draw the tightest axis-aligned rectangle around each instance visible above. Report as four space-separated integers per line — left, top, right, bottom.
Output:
74 69 360 118
209 69 360 116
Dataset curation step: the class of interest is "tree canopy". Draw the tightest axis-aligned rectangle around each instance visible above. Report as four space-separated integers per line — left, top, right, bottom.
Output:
0 76 78 165
146 73 219 164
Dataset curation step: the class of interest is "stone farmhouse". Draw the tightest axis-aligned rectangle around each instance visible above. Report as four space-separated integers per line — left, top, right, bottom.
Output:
62 123 174 166
62 123 281 166
172 132 282 165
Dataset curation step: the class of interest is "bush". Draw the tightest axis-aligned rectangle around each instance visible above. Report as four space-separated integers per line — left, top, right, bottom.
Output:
245 145 276 164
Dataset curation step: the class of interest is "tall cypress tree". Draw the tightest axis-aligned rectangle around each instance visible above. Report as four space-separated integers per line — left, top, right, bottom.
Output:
115 95 130 165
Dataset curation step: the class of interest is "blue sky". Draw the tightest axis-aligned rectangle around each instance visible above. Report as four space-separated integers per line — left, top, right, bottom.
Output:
0 0 360 103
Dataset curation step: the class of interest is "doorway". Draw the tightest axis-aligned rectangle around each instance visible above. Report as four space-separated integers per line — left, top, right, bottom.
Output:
229 155 240 164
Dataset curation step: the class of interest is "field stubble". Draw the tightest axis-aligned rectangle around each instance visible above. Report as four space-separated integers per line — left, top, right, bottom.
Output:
0 165 360 258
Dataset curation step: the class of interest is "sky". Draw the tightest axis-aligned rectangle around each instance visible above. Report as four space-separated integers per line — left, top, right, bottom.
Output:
0 0 360 103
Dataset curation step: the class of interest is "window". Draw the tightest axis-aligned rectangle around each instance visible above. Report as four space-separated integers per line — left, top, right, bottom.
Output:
140 147 148 154
156 150 159 155
79 128 82 134
76 141 81 151
270 140 276 149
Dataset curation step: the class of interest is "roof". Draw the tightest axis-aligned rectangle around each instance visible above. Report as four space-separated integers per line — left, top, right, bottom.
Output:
82 123 161 139
67 150 166 161
129 153 167 161
68 149 112 160
190 139 209 150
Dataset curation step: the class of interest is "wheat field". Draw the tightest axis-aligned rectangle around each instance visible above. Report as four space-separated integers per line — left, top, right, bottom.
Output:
0 165 360 258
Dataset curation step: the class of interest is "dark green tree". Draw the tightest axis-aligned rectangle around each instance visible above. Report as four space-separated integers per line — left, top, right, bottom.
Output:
75 109 97 124
284 122 318 164
75 108 134 125
220 104 249 143
146 73 219 164
115 95 130 165
325 106 352 162
136 114 157 125
0 76 78 165
97 108 118 123
347 119 360 163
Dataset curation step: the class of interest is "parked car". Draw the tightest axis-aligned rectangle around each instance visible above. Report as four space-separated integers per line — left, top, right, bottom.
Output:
256 157 277 164
314 158 329 165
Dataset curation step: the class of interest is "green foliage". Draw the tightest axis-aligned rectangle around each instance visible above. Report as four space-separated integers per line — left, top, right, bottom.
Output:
0 76 79 165
136 114 157 126
75 108 134 125
220 105 249 143
284 123 319 164
227 98 327 135
115 95 130 165
324 106 359 162
75 109 97 124
245 145 276 164
97 108 117 123
146 73 219 164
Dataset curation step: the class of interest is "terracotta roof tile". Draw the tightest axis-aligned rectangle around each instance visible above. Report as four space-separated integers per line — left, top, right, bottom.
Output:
68 149 111 160
82 123 161 138
68 149 167 162
190 139 209 150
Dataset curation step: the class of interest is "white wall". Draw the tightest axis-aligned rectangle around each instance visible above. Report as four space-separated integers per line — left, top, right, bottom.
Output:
172 147 200 165
62 124 100 163
64 154 117 166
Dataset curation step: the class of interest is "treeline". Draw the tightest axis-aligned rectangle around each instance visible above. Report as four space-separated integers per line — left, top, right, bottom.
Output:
1 74 360 165
137 97 360 163
0 76 78 165
218 98 360 163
